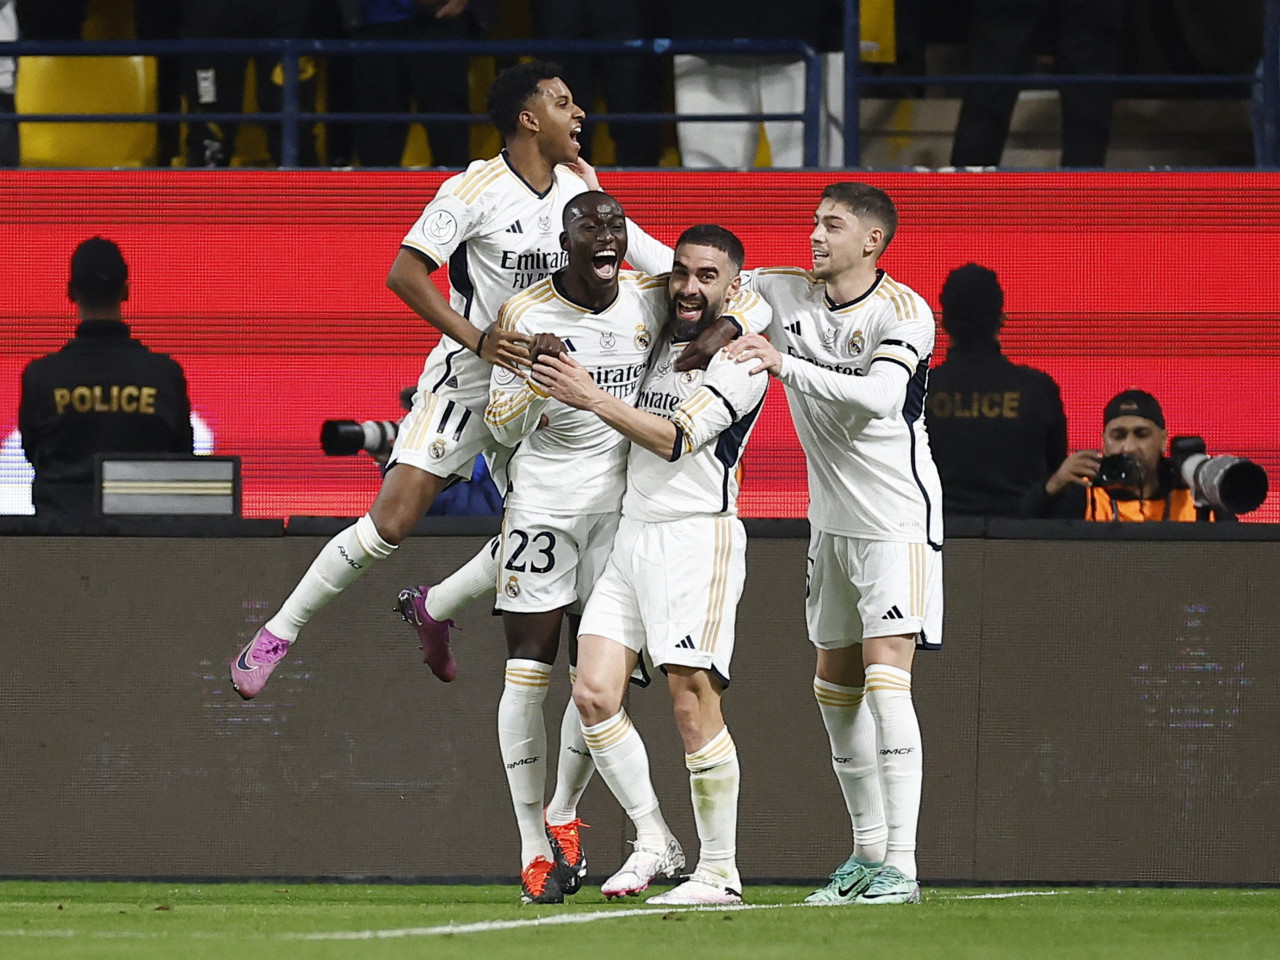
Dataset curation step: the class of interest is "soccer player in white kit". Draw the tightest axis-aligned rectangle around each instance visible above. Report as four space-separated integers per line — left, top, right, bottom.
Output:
731 183 942 905
534 225 770 906
228 61 678 700
482 191 667 903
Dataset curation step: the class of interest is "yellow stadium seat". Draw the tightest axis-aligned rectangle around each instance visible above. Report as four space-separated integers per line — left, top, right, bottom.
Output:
16 56 158 168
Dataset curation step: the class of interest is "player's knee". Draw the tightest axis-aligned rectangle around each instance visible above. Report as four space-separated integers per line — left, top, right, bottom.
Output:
572 678 616 727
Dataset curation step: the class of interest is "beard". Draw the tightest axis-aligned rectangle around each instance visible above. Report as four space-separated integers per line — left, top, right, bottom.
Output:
668 296 723 341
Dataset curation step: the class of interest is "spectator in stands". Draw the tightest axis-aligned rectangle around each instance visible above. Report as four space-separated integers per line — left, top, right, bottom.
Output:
668 0 842 168
181 0 321 167
927 263 1067 517
530 0 660 166
949 0 1126 168
344 0 494 168
19 237 193 526
1020 389 1235 522
0 0 14 167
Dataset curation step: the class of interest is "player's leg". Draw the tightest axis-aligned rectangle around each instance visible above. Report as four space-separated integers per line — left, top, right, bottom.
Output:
575 521 683 898
645 667 742 907
644 516 745 907
849 539 940 906
396 536 499 682
229 462 446 699
804 530 887 904
543 510 617 888
498 607 565 904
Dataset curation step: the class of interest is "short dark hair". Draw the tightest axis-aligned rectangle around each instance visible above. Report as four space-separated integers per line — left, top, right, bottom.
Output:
486 60 565 139
821 182 898 253
562 190 622 229
940 263 1003 346
69 236 128 308
675 224 744 273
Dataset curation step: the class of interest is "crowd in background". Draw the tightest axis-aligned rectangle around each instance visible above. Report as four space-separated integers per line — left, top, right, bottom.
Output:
0 0 1267 169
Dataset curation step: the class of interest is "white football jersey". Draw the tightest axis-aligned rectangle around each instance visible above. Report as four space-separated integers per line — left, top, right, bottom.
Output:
623 342 768 523
400 153 673 407
485 272 668 515
746 267 943 545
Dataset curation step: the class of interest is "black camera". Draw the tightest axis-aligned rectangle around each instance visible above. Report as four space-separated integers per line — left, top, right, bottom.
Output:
320 387 417 459
1094 453 1142 491
1169 436 1269 516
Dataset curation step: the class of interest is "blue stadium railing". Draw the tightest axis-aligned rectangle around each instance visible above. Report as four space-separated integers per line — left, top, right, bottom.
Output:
1 0 1275 169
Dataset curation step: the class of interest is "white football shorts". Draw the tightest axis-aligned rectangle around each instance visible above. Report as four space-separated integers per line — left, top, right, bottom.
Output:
805 531 943 650
579 515 746 686
496 508 620 615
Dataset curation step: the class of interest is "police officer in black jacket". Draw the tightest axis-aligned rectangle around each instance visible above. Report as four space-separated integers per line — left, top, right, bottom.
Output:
926 263 1068 517
19 237 193 526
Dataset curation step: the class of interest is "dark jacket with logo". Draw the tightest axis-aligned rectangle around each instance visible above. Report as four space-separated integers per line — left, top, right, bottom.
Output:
20 320 193 524
926 341 1067 517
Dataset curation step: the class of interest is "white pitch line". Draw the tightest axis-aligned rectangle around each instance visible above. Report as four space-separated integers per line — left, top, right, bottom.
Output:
290 903 794 940
948 891 1062 900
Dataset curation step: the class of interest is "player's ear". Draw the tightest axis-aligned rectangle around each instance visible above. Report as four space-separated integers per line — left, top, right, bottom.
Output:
518 107 539 135
560 231 570 252
726 274 742 300
864 226 884 257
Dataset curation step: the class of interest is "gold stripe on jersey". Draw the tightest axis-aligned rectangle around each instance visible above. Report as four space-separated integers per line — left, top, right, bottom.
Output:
912 543 926 617
582 711 635 751
455 157 506 205
686 731 736 770
504 664 552 688
672 387 717 453
400 392 439 452
699 518 733 652
812 679 864 708
877 277 922 323
864 665 912 693
485 383 544 427
496 282 558 331
400 236 446 267
727 289 762 312
759 266 814 281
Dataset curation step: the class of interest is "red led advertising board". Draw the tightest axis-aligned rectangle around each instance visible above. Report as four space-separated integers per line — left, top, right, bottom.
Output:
1 171 1277 522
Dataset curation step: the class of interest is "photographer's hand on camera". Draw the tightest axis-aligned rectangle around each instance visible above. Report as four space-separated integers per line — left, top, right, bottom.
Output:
478 322 532 376
1045 450 1101 497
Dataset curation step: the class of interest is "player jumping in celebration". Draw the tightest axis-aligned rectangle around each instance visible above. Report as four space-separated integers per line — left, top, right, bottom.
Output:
229 60 673 698
535 225 769 906
730 183 942 905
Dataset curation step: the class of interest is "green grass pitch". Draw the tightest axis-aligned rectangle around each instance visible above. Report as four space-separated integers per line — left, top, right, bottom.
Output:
1 881 1275 960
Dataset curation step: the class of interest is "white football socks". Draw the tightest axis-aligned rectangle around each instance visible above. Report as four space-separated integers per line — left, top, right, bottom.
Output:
266 514 395 641
498 659 553 867
685 727 740 888
864 664 922 879
424 536 499 622
582 709 671 849
813 677 888 864
546 668 596 826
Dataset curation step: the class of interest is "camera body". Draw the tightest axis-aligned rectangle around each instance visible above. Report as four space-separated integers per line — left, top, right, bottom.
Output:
1094 453 1142 490
319 386 417 459
1169 435 1269 516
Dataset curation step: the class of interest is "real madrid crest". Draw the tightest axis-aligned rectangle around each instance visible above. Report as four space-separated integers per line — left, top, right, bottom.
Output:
848 329 865 356
681 371 696 384
634 324 652 350
428 438 447 460
505 575 521 598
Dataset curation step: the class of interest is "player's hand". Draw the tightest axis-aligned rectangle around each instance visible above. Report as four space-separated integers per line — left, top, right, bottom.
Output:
481 323 532 375
562 157 600 190
532 353 600 410
675 315 740 371
728 333 782 376
1045 450 1101 496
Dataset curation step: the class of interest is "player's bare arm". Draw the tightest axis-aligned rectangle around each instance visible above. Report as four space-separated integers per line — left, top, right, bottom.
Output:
534 353 680 459
387 247 531 374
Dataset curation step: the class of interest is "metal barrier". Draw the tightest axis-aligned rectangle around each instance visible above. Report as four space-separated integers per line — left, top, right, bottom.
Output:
0 37 823 168
1 0 1275 169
